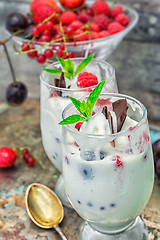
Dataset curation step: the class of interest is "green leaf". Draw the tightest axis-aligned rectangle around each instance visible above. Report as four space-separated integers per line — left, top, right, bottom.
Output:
69 97 87 117
63 72 72 79
57 57 74 75
43 69 62 75
86 79 106 117
59 115 87 125
74 53 95 76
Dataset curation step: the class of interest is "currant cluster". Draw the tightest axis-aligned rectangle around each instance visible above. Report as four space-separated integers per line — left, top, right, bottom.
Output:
22 148 35 167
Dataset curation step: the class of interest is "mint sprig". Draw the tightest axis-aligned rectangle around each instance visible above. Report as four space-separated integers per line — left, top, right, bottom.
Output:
43 53 95 80
59 79 106 125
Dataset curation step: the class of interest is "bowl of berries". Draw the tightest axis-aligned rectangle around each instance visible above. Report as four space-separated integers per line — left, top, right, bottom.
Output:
5 0 138 64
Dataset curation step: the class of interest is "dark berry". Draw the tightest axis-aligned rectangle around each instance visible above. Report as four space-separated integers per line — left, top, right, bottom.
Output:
6 12 28 32
6 81 28 106
27 156 35 167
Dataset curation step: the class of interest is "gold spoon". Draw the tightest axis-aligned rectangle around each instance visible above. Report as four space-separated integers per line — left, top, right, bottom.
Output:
25 183 67 240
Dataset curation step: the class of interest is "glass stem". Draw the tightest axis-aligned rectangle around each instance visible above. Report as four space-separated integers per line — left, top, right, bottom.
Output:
3 43 17 86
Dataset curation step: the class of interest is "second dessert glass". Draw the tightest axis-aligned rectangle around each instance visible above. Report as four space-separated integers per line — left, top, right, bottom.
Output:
61 93 154 239
40 58 117 206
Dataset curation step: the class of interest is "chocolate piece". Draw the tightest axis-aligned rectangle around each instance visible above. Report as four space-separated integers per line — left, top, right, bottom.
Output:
54 72 66 88
107 111 115 147
112 99 128 132
102 106 108 119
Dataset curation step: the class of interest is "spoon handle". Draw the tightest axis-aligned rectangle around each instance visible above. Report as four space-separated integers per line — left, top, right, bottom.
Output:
54 225 68 240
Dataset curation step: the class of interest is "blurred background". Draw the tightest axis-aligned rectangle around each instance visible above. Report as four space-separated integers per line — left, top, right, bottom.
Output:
0 0 160 121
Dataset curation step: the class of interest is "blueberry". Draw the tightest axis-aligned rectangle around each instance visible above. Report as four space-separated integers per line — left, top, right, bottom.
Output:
80 166 94 180
6 81 28 106
81 151 96 161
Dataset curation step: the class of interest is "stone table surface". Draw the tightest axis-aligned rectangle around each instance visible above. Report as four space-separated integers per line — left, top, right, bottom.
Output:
0 99 160 240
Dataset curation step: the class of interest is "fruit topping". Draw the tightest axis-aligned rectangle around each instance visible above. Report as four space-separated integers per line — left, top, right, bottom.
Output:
0 147 17 168
6 13 28 32
91 0 110 15
77 72 98 88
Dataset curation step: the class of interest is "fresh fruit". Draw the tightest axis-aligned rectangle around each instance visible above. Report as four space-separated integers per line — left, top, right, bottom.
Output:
30 0 58 11
93 15 110 30
61 11 77 25
59 0 85 9
108 22 124 34
77 72 98 88
115 13 130 26
6 13 28 32
6 82 28 106
91 0 110 15
32 4 58 24
110 5 123 18
0 147 17 168
75 122 83 130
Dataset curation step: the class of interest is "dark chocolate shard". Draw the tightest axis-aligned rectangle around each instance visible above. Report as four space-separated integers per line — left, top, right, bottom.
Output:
107 111 115 147
102 106 108 119
54 72 66 88
112 99 128 132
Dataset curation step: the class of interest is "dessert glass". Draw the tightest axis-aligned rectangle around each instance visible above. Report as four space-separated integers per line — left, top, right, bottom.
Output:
40 58 117 206
62 93 154 239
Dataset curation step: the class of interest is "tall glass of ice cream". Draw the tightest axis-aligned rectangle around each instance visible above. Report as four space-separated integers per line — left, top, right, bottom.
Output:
40 57 117 206
61 92 154 239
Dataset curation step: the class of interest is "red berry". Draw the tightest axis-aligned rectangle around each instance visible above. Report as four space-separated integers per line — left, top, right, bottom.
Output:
57 48 63 57
115 156 123 168
23 153 30 163
42 29 51 36
21 43 30 51
61 11 77 25
45 21 54 30
98 30 110 38
59 0 85 9
77 72 98 88
37 54 46 64
68 51 74 58
90 31 99 39
108 22 124 34
93 15 110 30
75 122 83 131
115 13 130 26
75 29 89 41
27 156 35 167
60 43 65 51
69 20 83 30
39 35 51 42
22 148 29 155
110 5 123 18
0 147 17 168
31 27 39 36
90 23 100 32
64 26 74 37
44 49 54 59
36 23 45 32
27 48 37 58
91 0 110 15
78 13 90 23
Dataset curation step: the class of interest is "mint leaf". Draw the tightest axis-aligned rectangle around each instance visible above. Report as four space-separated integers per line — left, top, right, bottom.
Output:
69 97 87 117
59 115 87 125
43 69 62 75
74 53 95 76
57 57 74 75
86 79 106 117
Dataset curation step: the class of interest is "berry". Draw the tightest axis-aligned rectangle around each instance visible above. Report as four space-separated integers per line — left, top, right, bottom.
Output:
30 0 58 11
75 122 83 130
61 11 77 25
57 48 63 57
22 148 29 155
36 23 45 32
91 0 110 15
115 13 130 26
0 147 17 168
39 35 52 42
37 54 46 64
78 13 90 23
44 49 54 59
77 72 98 88
21 43 30 51
98 30 110 38
31 27 39 36
27 48 37 58
110 5 123 18
69 20 83 30
90 23 100 32
90 31 99 39
64 26 74 37
6 81 28 106
45 21 54 30
68 51 74 58
59 0 85 9
27 156 35 167
75 29 89 41
32 4 58 24
6 13 28 33
108 22 124 34
115 156 123 168
93 15 110 30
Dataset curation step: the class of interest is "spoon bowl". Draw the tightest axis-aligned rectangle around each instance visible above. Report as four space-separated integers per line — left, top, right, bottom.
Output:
25 183 67 240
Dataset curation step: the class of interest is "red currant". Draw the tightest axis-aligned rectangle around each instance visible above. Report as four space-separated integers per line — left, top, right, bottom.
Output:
68 51 74 58
31 27 39 36
45 21 54 30
57 48 63 57
37 54 46 64
60 44 65 51
21 43 30 51
37 23 45 33
44 49 54 59
27 49 37 58
39 35 51 43
27 156 35 167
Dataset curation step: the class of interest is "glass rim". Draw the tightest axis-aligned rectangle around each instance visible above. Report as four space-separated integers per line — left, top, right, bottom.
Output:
40 57 115 92
62 92 147 139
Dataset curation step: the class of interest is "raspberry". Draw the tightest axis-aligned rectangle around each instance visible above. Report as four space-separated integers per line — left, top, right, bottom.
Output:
108 22 124 34
32 4 57 24
78 13 90 23
61 11 77 25
77 72 98 88
0 147 17 168
93 15 110 30
110 5 123 18
98 30 110 38
91 0 110 15
90 31 99 39
115 13 130 26
30 0 58 11
75 122 83 131
69 20 83 30
90 23 100 32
